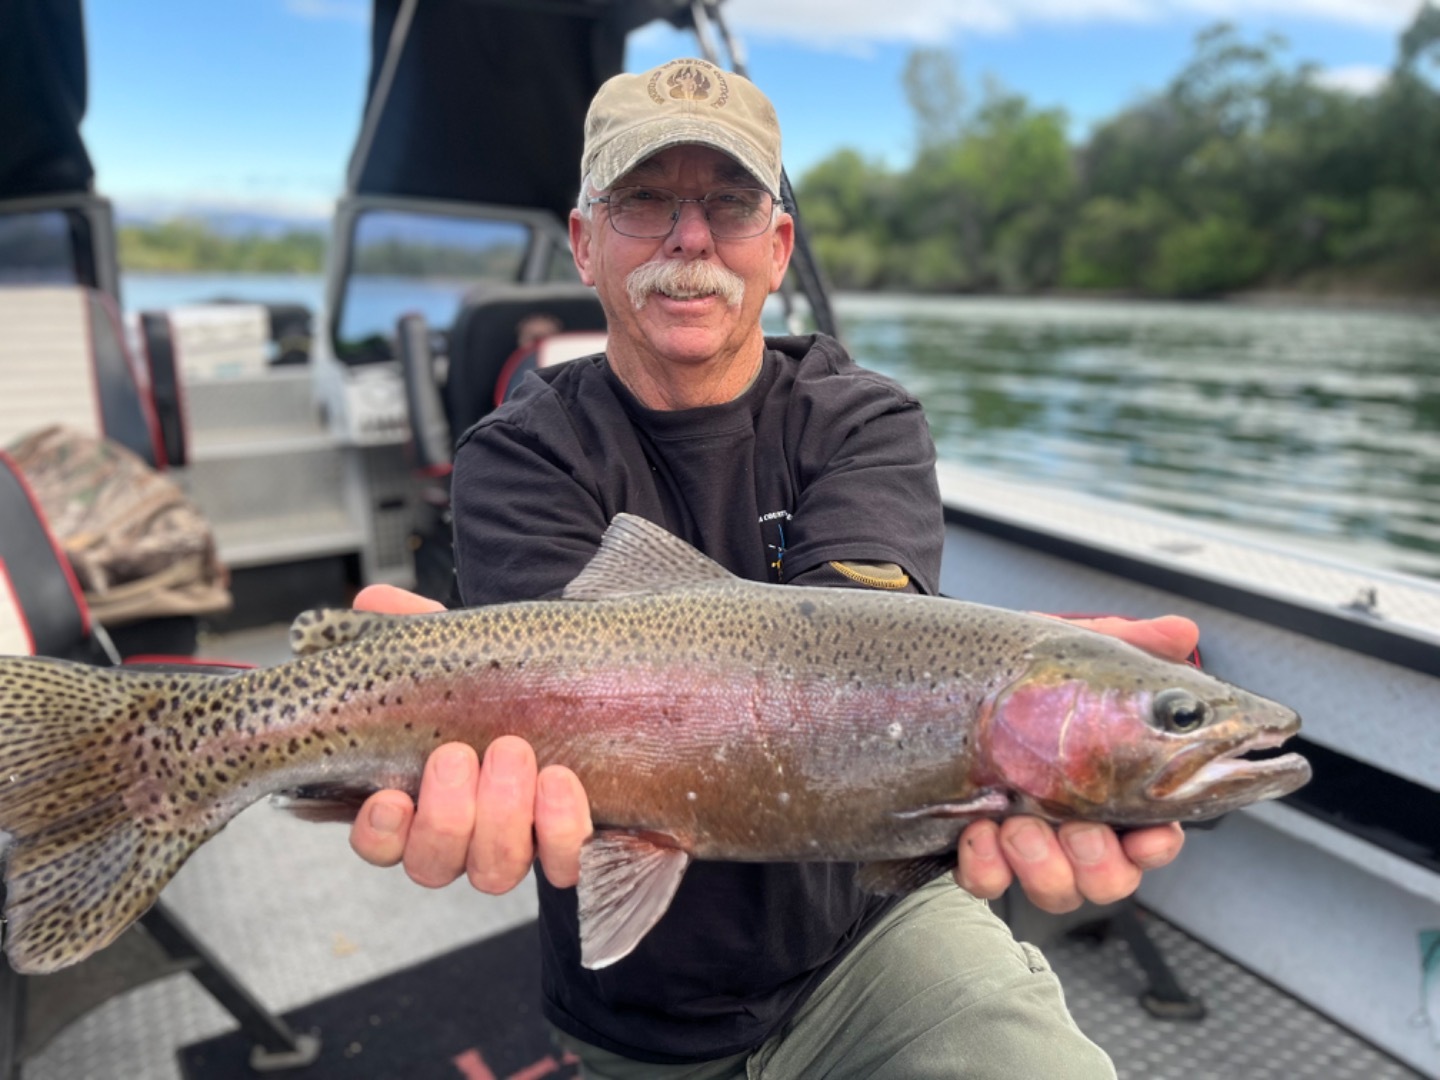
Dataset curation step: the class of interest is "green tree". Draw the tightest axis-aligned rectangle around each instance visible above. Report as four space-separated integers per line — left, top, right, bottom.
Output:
1061 192 1176 290
1398 1 1440 75
902 48 966 150
906 82 1074 290
119 220 325 273
797 18 1440 298
1150 216 1269 295
795 149 896 289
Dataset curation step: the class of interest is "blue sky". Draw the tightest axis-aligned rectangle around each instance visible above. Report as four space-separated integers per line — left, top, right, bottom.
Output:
81 0 1424 220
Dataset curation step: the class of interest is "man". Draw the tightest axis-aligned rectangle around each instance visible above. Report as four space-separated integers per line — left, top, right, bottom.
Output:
351 58 1190 1078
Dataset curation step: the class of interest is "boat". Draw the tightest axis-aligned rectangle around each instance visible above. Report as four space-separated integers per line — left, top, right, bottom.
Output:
0 1 1436 1077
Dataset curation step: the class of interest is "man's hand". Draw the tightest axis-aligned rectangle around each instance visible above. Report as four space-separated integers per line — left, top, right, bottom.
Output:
954 614 1197 913
346 585 594 893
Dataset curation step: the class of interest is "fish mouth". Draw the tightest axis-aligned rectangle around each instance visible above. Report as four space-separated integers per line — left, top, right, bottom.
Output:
1149 729 1312 808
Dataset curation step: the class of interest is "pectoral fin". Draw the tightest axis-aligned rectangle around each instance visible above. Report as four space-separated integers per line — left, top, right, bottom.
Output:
891 791 1011 821
577 830 691 969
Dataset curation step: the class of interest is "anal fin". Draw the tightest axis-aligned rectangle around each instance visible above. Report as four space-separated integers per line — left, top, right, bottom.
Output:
857 852 959 895
577 829 691 969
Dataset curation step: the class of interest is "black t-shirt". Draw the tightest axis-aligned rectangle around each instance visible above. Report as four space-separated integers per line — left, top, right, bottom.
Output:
451 332 944 1063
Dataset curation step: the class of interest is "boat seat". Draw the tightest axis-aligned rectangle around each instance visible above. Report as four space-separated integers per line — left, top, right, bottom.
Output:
0 285 166 469
493 329 608 407
396 311 454 477
0 450 319 1076
136 310 190 467
443 284 606 438
0 448 98 662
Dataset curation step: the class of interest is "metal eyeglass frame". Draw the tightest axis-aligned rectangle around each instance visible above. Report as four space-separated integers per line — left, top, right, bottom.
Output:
585 187 777 240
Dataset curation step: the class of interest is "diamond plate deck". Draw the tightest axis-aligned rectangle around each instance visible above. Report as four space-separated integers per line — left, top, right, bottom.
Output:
22 906 1427 1080
1049 914 1428 1080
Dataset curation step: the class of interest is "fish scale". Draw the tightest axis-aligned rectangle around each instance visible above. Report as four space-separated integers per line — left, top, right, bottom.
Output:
0 513 1310 974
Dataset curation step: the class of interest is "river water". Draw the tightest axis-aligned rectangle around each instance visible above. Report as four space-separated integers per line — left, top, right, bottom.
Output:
123 273 1440 581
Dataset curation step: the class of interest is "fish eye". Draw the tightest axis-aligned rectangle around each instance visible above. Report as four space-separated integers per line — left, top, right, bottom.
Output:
1153 688 1211 733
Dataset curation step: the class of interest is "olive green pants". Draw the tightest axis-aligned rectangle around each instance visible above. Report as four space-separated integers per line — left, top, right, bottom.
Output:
553 876 1115 1079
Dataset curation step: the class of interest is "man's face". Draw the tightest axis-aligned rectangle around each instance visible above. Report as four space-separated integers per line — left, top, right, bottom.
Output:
569 145 794 371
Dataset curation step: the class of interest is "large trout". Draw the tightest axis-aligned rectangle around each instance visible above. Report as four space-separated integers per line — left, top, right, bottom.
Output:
0 514 1310 974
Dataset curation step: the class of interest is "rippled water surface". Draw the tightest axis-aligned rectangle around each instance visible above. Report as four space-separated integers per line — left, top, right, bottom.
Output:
834 295 1440 581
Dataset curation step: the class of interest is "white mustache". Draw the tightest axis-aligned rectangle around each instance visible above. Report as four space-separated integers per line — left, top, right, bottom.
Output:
626 260 746 310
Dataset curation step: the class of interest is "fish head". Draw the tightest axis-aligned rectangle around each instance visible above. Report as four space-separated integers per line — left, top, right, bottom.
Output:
982 634 1311 825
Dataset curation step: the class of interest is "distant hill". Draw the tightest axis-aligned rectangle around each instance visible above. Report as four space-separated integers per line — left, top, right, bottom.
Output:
116 204 329 239
117 215 326 273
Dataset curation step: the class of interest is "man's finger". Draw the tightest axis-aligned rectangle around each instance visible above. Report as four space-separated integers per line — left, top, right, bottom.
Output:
999 817 1082 914
404 743 481 888
354 583 446 615
350 791 414 867
534 765 594 889
1120 822 1186 870
955 819 1012 899
1058 822 1143 907
467 735 539 894
1072 614 1199 662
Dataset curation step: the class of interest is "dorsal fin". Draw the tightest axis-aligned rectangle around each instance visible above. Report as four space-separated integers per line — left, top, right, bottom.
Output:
288 609 401 655
563 513 735 601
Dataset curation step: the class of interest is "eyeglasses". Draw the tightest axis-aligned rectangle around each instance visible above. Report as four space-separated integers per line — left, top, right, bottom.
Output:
587 186 776 240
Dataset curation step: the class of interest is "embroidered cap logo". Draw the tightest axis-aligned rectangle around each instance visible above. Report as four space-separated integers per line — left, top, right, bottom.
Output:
648 62 730 109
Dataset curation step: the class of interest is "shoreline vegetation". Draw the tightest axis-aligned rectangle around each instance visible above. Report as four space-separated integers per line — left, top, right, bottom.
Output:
119 14 1440 303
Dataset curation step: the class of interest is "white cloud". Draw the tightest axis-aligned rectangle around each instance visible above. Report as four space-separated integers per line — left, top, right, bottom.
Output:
1312 64 1391 94
282 0 367 23
1175 0 1417 28
721 0 1422 45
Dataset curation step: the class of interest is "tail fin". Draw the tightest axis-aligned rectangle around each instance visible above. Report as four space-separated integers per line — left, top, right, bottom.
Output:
0 656 229 973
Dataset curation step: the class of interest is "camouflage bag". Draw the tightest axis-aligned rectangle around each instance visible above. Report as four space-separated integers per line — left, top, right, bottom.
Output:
7 426 231 626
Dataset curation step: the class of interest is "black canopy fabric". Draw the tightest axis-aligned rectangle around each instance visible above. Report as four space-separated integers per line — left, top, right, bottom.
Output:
0 0 94 200
0 0 690 212
355 0 694 221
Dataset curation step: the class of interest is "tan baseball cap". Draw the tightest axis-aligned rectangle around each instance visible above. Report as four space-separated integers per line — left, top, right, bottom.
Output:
582 58 783 197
